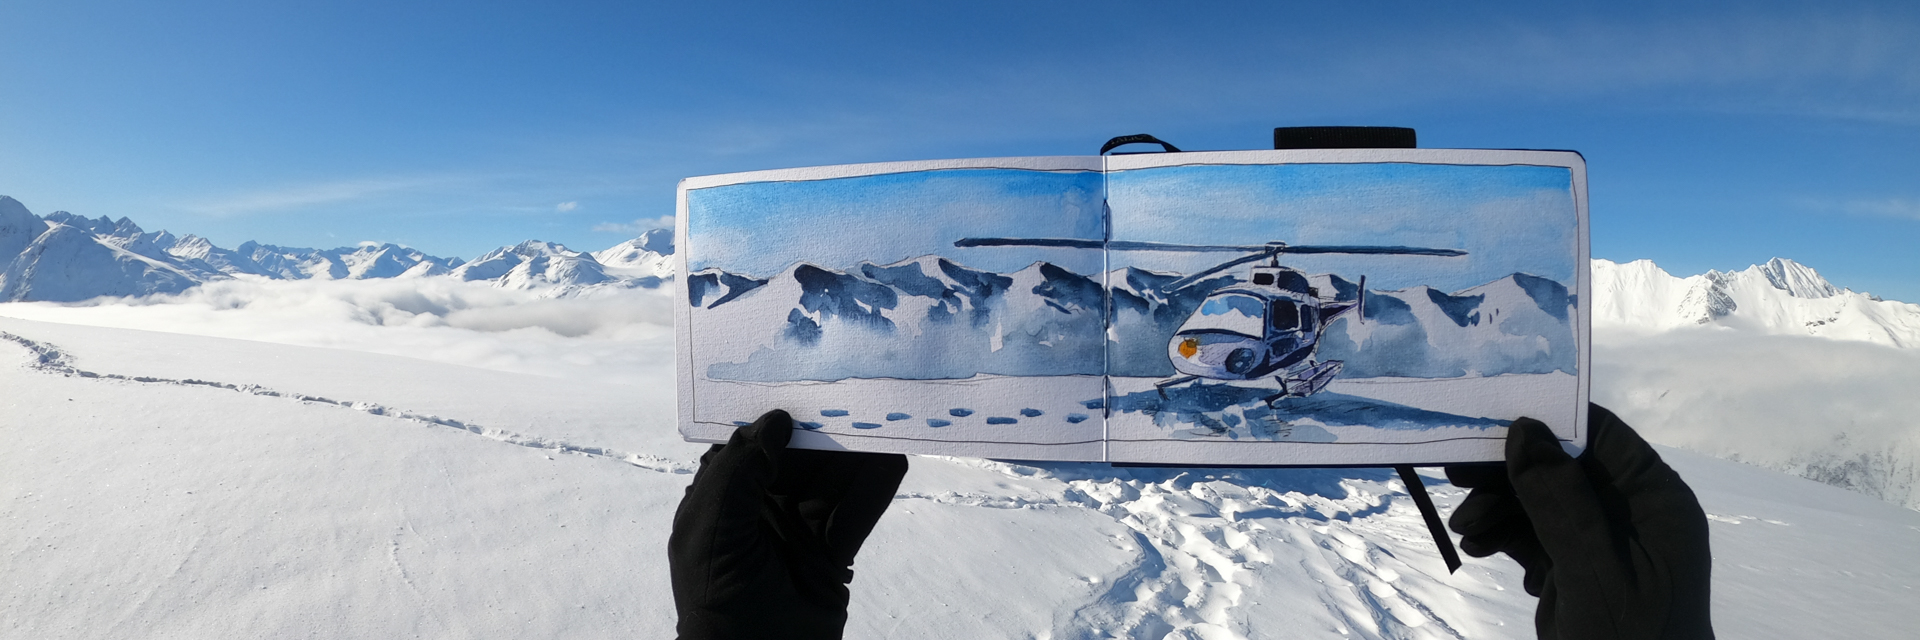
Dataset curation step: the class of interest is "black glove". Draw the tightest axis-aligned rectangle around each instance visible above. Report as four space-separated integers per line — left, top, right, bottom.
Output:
1446 405 1714 639
669 410 909 640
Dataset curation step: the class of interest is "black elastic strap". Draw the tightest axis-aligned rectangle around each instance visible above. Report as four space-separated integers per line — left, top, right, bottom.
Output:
1396 465 1461 573
1274 126 1416 150
1100 134 1181 155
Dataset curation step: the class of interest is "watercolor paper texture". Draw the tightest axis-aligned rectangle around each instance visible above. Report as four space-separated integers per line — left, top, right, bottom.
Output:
676 149 1589 465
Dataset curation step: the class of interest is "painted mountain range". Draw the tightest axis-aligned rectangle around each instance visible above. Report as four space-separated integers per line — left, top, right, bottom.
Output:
691 254 1579 382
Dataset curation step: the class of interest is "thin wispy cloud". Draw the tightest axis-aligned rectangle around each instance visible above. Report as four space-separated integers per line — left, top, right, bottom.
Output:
1797 196 1920 221
556 201 579 212
178 175 481 217
591 215 674 235
1841 198 1920 220
1282 10 1920 123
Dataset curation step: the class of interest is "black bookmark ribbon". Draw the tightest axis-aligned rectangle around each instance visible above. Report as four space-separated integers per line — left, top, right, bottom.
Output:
1396 465 1462 574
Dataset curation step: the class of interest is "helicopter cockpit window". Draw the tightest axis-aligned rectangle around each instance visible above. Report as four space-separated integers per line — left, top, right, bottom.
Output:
1273 270 1311 293
1180 293 1267 336
1270 300 1300 331
1252 272 1275 286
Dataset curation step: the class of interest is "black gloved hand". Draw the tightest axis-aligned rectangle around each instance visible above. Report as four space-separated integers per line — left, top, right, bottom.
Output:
669 410 909 640
1446 405 1714 640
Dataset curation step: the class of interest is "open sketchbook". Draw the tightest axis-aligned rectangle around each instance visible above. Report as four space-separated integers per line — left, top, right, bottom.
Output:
675 149 1590 465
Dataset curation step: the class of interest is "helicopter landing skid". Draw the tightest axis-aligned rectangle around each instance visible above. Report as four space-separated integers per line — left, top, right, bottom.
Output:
1154 375 1203 398
1262 360 1344 406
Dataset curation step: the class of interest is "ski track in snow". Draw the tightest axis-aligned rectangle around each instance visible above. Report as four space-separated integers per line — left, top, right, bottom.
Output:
3 328 1489 639
0 331 694 476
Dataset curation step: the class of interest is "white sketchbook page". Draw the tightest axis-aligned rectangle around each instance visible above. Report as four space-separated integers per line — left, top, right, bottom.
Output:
676 156 1110 461
1099 149 1590 466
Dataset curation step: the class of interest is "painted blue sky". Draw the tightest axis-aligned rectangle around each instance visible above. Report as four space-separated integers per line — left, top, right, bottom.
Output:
1107 162 1577 293
687 168 1105 277
3 1 1917 299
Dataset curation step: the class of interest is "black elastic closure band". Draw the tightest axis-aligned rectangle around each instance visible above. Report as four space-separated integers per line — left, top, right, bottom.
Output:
1100 134 1182 155
1396 465 1462 574
1274 126 1416 150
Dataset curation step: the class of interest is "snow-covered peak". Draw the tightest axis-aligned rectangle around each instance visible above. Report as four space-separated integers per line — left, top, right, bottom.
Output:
0 222 204 302
0 196 37 228
340 244 419 279
0 196 45 260
166 234 216 261
455 240 580 282
109 216 144 239
509 239 582 258
1756 257 1840 299
497 252 613 291
591 232 674 280
635 228 673 255
1593 257 1920 348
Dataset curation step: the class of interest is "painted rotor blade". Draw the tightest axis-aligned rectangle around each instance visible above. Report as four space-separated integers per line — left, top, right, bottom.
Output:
955 238 1266 252
954 237 1103 249
1164 252 1271 291
1281 245 1466 257
956 238 1463 256
1108 240 1269 252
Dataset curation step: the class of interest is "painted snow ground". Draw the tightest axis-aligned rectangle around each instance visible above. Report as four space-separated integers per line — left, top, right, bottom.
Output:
691 373 1574 463
4 313 1918 639
688 376 1107 461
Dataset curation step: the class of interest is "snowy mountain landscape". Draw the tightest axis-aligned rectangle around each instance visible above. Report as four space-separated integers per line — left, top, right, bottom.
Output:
3 195 1919 638
0 196 672 302
1591 258 1920 511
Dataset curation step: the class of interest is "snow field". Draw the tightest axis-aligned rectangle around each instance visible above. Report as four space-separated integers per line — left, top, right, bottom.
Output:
0 338 691 638
5 284 1920 638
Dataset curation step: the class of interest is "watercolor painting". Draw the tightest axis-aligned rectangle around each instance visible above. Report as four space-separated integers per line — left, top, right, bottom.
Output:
675 150 1589 464
677 158 1116 460
1098 152 1586 464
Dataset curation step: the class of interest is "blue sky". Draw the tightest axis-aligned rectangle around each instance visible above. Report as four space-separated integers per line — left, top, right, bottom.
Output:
687 168 1105 276
3 1 1917 299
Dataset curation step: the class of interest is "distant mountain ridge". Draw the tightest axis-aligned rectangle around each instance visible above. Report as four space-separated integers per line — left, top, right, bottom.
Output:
0 196 673 302
1591 257 1920 348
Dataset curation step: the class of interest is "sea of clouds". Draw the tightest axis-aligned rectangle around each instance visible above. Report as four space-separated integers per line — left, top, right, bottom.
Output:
0 276 677 385
1594 328 1920 509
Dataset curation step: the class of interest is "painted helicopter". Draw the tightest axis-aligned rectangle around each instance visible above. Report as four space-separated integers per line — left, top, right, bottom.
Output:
954 238 1466 405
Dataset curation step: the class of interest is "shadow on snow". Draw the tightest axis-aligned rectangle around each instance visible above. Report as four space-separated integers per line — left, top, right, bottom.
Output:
1105 382 1507 441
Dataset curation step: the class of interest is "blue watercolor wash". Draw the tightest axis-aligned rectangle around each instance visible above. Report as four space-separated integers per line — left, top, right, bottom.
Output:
949 408 974 417
926 419 952 428
796 421 824 430
1019 408 1044 417
1080 398 1105 409
886 412 912 421
1066 413 1090 423
852 422 882 429
731 421 753 426
985 417 1018 425
820 409 850 417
